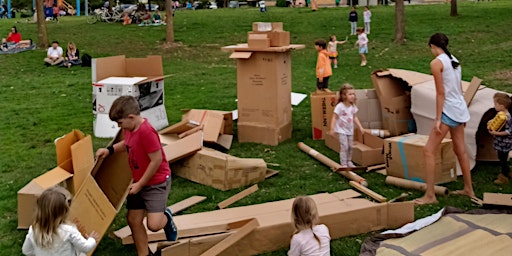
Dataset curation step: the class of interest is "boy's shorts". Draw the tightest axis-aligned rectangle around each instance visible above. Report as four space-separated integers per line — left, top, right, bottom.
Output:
441 112 463 128
359 45 368 54
127 176 171 213
316 76 330 90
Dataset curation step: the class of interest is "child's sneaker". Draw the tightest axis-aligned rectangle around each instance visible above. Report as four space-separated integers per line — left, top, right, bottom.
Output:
494 174 509 185
334 64 338 68
360 61 367 67
163 208 178 241
347 161 356 168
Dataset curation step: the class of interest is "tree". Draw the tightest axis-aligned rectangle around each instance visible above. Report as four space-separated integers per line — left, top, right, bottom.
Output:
36 0 49 48
394 0 405 44
450 0 458 16
165 0 174 45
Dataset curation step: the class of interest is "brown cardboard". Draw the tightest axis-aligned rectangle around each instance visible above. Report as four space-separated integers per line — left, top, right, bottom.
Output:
248 31 290 47
200 218 259 256
247 34 270 49
237 122 292 146
17 130 93 229
144 191 414 255
324 129 384 167
310 92 338 140
355 89 383 129
171 148 267 191
384 134 456 184
159 131 203 163
218 185 259 209
252 22 283 32
482 193 512 207
67 131 132 256
180 109 234 144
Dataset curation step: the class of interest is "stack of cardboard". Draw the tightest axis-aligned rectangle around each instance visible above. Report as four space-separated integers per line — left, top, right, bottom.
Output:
17 130 133 256
113 190 414 256
92 55 169 138
222 22 305 146
160 109 268 191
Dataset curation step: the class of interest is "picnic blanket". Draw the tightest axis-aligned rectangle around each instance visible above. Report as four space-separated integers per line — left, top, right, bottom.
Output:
360 206 512 256
0 44 36 54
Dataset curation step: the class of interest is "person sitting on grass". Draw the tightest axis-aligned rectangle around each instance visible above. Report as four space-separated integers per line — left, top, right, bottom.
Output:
62 42 81 68
141 9 152 25
123 12 132 25
1 26 32 51
152 9 162 24
44 41 64 66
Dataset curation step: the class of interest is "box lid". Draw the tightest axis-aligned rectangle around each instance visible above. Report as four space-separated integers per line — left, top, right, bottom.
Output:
230 52 253 59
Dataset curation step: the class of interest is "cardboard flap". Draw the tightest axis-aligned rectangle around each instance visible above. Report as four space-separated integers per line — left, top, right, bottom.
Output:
203 111 224 143
55 130 85 172
162 131 203 163
124 55 164 77
464 77 483 106
230 52 253 59
384 69 434 86
33 167 73 188
483 193 512 207
96 77 148 85
136 75 172 85
159 120 197 135
93 55 127 82
70 135 95 195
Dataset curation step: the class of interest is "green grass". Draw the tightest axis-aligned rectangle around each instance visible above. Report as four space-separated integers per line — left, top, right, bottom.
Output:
1 1 512 255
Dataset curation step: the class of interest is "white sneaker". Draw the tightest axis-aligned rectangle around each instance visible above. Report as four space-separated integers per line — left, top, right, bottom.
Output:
360 61 367 67
347 161 356 168
334 65 338 68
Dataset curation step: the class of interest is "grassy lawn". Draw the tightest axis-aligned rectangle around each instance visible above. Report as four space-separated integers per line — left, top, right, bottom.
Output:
1 1 512 255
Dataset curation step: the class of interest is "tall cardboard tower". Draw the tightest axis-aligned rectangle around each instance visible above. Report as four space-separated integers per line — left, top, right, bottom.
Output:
223 22 305 146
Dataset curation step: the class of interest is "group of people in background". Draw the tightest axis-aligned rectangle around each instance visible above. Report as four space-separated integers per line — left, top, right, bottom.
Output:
1 26 32 51
44 40 81 67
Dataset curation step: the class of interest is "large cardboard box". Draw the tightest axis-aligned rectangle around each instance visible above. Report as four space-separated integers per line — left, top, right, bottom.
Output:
67 131 132 256
17 130 93 229
325 128 384 166
171 147 267 191
384 134 456 184
91 55 169 138
248 31 290 47
223 44 305 145
356 89 383 129
310 92 337 140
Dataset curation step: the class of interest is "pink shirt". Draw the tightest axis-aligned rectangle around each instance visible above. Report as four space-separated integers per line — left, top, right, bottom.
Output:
124 119 170 185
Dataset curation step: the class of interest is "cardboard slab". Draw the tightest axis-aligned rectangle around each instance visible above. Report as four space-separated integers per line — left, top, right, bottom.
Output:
17 130 93 229
145 191 414 256
483 193 512 208
218 185 259 209
384 134 456 184
310 91 337 140
159 131 203 163
171 147 267 191
200 218 259 256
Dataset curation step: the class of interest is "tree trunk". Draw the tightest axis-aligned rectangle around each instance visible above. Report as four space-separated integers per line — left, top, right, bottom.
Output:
394 0 405 44
36 0 48 48
165 0 174 45
450 0 458 17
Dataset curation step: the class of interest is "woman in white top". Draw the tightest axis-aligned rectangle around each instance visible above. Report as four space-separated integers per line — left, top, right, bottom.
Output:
288 196 330 256
22 186 99 256
415 33 476 205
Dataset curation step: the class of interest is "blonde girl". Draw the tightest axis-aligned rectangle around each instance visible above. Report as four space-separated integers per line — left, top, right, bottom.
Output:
288 196 330 256
64 42 81 68
330 84 365 168
327 35 347 69
22 186 99 256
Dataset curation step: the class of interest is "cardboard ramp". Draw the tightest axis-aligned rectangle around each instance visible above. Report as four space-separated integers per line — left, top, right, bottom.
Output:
115 189 414 255
360 206 512 256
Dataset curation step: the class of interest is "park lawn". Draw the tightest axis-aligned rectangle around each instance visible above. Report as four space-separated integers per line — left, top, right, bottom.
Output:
1 1 512 255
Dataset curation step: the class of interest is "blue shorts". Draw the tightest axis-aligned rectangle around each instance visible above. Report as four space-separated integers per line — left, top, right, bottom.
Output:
359 45 368 54
441 112 463 128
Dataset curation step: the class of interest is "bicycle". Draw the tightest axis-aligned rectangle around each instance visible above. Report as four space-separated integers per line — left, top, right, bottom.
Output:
86 7 117 24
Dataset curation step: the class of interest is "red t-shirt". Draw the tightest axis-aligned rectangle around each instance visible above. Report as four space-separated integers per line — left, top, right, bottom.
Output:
124 119 170 185
7 33 21 43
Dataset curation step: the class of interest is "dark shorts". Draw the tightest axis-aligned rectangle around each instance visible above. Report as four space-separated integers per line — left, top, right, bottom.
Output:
126 176 171 213
316 76 330 90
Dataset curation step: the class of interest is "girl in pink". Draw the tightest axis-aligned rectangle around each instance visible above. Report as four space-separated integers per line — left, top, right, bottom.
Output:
330 84 365 168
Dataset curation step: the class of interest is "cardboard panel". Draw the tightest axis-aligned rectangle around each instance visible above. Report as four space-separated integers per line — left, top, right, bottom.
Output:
161 131 203 163
93 55 126 82
124 55 164 78
310 92 337 140
237 122 292 146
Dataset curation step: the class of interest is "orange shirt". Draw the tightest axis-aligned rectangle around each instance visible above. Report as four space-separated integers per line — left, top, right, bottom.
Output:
316 49 332 79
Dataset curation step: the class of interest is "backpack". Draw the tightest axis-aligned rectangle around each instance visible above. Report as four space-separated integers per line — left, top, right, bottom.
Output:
81 53 92 67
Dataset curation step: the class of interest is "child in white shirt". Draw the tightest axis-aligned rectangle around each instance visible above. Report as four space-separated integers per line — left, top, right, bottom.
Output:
363 6 372 34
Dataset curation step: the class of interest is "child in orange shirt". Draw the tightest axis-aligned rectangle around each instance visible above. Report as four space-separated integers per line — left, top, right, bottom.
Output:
314 39 332 92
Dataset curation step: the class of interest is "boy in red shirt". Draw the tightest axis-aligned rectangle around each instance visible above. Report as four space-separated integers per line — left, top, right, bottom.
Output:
96 96 177 256
315 39 332 92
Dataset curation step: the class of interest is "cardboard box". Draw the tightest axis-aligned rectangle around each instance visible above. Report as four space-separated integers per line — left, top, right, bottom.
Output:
237 122 292 146
248 31 290 47
67 131 132 256
171 147 267 191
17 130 93 229
91 55 170 138
247 34 270 49
325 128 384 166
310 92 338 140
355 89 383 129
117 190 414 255
252 22 283 32
384 134 456 184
